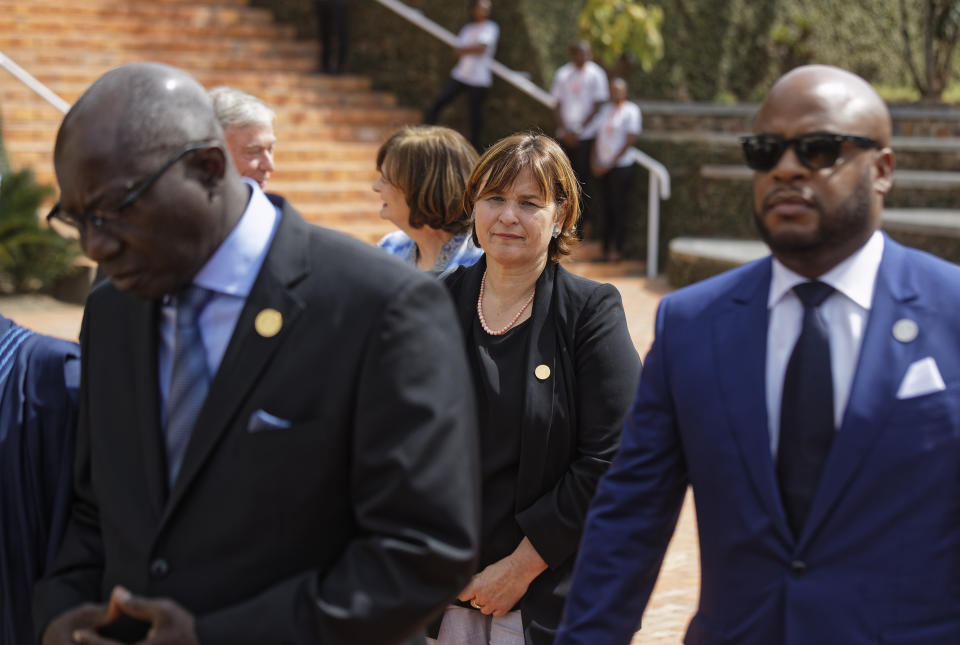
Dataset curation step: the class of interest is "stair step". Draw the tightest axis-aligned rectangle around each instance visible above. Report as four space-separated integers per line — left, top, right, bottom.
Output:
669 237 769 265
1 99 416 126
0 0 427 242
700 164 960 189
0 1 270 21
884 208 960 238
267 181 381 204
2 66 373 95
0 34 317 59
641 131 960 153
0 16 291 40
667 207 960 286
274 142 380 161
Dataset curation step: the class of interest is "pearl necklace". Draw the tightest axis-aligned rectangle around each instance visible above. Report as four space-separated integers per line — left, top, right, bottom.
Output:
477 270 535 336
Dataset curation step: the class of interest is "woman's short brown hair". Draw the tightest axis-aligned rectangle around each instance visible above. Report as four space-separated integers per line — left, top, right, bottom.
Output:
376 126 479 234
463 132 581 262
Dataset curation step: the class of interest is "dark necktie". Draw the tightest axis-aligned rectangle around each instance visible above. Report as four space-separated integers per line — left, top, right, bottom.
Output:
778 280 835 536
165 285 213 486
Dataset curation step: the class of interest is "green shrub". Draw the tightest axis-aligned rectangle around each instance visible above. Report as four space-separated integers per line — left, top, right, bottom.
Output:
0 168 78 293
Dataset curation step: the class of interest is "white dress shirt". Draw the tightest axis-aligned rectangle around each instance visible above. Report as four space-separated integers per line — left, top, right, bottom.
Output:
765 230 884 457
158 179 280 423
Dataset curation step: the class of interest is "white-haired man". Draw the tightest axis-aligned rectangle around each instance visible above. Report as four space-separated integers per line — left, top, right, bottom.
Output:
209 86 277 189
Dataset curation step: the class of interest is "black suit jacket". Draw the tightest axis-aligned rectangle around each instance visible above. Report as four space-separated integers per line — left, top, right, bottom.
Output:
34 200 480 644
443 259 640 645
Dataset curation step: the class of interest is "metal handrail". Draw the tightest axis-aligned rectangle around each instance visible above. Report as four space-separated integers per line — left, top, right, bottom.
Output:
0 50 70 114
373 0 671 277
632 148 670 278
373 0 556 108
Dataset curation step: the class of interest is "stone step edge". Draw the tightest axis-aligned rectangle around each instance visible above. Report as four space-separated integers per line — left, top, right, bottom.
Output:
641 131 960 152
670 209 960 266
635 100 960 122
701 165 960 187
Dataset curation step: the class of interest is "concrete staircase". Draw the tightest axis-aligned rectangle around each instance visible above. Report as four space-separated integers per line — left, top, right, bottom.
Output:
0 0 418 243
637 102 960 285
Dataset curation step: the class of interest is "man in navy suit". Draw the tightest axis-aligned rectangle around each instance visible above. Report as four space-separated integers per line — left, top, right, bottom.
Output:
557 64 960 644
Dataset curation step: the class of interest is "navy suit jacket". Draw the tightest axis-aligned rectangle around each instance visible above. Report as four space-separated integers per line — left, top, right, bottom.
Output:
558 234 960 645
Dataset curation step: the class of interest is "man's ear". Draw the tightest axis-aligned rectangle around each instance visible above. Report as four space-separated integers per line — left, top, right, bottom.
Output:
873 147 895 195
188 145 227 192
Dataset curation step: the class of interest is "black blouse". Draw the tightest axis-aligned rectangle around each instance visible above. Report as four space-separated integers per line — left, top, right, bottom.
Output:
471 314 531 572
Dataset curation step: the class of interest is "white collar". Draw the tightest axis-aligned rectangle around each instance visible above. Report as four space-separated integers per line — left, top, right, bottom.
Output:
192 178 279 298
768 229 884 311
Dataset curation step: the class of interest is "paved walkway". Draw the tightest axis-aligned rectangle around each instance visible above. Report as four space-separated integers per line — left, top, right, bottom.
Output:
568 261 698 645
0 259 699 643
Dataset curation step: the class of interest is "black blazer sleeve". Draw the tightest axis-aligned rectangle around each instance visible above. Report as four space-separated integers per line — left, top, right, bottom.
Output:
516 279 641 568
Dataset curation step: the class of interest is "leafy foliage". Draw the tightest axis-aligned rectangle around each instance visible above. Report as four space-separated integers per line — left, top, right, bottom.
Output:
897 0 960 100
0 168 78 293
577 0 665 71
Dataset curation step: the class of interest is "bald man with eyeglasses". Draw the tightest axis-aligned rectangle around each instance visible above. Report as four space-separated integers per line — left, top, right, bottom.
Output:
557 65 960 645
35 62 479 645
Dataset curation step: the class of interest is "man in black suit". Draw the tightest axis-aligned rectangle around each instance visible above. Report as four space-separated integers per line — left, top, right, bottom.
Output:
35 62 479 645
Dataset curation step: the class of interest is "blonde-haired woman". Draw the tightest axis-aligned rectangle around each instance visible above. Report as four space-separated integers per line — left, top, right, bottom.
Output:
374 125 483 278
433 133 641 644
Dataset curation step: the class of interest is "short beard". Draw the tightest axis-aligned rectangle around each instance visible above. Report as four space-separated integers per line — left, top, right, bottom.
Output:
754 167 873 258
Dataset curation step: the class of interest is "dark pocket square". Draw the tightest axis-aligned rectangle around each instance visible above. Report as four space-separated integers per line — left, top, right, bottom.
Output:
247 409 293 433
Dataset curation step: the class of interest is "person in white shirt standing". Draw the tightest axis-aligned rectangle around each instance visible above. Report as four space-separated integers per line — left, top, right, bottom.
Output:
589 78 641 262
550 42 609 237
425 0 499 151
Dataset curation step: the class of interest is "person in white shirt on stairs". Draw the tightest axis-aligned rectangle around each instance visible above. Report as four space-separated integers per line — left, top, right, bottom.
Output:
425 0 499 151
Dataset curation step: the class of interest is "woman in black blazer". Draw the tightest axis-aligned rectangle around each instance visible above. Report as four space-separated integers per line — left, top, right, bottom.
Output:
435 133 641 645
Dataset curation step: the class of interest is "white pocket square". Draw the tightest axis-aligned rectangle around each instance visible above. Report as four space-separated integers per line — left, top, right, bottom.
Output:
247 409 293 433
896 357 946 399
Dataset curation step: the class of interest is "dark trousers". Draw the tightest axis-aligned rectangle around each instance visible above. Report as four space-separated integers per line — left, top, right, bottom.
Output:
425 78 489 151
600 164 635 255
560 139 596 238
315 0 349 73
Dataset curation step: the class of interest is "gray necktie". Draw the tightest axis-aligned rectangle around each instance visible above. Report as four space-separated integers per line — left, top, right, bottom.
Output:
165 285 213 486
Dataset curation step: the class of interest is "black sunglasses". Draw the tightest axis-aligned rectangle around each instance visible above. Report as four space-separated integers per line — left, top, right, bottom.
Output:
740 132 880 172
47 141 210 232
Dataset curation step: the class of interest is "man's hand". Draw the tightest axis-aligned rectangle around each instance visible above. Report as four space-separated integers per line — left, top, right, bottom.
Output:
60 587 199 645
457 537 548 617
560 130 580 148
592 160 610 178
42 603 113 645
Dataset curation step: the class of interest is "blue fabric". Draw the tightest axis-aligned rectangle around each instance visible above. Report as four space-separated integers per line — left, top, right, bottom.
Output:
377 230 483 279
0 316 79 645
165 286 214 485
558 235 960 644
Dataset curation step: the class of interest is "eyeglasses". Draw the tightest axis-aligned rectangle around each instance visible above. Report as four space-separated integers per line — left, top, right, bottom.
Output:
47 141 210 232
740 132 880 172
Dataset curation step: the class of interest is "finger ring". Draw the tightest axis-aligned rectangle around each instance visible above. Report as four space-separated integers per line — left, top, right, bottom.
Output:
470 600 483 609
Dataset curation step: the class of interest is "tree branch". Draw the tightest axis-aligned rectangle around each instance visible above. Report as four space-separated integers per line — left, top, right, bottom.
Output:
899 0 925 93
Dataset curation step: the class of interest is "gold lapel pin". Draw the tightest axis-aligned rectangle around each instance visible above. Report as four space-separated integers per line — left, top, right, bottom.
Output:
892 318 918 343
255 308 283 338
535 364 551 381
